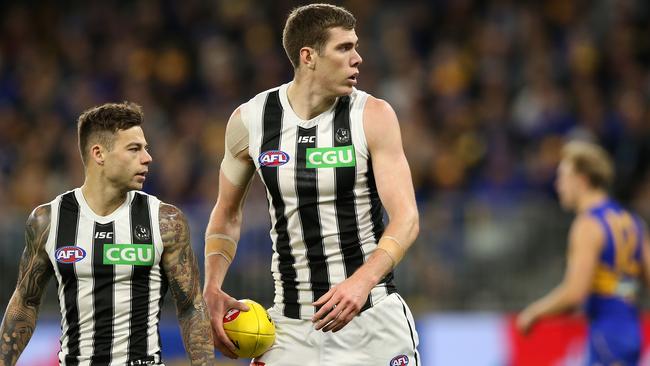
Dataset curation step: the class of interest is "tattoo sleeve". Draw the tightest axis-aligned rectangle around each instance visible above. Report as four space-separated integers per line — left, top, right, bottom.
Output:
0 205 54 366
159 204 215 365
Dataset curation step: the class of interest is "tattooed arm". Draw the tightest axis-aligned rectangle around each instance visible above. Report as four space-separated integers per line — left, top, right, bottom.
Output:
0 205 54 366
159 203 215 365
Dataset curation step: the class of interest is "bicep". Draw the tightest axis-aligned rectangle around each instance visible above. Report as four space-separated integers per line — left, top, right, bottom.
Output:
364 98 417 219
220 107 255 188
16 205 54 307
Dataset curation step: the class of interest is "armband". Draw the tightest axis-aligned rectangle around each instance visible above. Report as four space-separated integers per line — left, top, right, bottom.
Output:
376 235 407 267
205 233 238 264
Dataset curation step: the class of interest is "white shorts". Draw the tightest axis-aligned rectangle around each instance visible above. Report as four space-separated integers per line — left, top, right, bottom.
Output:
252 293 420 366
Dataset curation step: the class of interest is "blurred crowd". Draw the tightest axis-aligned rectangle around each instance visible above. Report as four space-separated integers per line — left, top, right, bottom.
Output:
1 0 649 313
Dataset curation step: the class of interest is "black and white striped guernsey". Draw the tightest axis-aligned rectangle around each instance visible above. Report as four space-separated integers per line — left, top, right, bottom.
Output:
45 188 168 366
242 83 396 320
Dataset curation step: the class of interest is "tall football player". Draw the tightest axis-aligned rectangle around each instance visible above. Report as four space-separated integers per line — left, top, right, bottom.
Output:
203 4 420 365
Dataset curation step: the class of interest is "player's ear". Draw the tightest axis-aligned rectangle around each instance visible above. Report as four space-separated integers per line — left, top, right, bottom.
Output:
90 144 105 166
299 46 317 70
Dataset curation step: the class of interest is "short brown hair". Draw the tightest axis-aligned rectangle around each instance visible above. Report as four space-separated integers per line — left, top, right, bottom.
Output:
282 3 356 69
562 140 614 190
77 101 144 164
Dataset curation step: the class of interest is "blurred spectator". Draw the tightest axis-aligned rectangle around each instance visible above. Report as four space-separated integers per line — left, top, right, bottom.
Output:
0 0 649 313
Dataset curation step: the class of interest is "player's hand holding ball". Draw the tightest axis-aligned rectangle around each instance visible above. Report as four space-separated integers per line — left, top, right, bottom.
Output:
223 299 276 358
204 287 250 359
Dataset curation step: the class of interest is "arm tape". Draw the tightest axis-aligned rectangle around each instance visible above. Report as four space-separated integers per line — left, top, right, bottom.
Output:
205 234 238 264
376 235 408 267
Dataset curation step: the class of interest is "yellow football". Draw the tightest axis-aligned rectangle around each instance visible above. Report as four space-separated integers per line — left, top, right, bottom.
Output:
222 299 276 358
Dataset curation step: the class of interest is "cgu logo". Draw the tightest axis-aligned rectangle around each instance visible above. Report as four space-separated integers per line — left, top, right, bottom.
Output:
103 244 154 266
55 246 86 263
259 150 290 167
223 308 240 323
306 145 356 168
390 355 409 366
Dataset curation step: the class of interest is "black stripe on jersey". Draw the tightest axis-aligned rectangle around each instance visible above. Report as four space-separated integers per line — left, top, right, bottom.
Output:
128 193 154 362
259 90 300 318
91 222 115 365
56 192 81 366
332 97 371 310
295 126 330 306
367 157 397 294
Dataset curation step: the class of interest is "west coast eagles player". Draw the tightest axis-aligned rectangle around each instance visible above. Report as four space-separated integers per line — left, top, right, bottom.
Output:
203 4 420 365
0 102 216 365
518 141 650 365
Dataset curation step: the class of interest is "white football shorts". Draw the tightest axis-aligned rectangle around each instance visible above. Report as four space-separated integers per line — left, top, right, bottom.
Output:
251 293 420 366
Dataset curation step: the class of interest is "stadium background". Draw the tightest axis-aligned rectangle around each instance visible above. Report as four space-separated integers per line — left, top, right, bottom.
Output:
1 0 649 365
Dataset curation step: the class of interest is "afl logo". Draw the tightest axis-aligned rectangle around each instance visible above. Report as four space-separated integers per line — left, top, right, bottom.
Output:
223 308 241 323
55 246 87 263
390 355 409 366
258 150 289 167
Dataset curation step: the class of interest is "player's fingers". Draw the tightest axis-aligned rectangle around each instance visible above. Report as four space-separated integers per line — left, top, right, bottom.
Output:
229 299 250 312
314 303 342 330
325 307 353 332
312 289 334 307
211 327 238 358
215 323 238 357
312 298 338 322
312 298 339 324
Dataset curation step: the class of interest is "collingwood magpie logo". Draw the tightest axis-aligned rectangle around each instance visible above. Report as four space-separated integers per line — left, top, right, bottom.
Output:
335 128 350 144
134 224 150 241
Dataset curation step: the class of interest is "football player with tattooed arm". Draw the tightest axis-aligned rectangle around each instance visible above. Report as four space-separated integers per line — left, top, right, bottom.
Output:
0 102 216 365
203 4 420 365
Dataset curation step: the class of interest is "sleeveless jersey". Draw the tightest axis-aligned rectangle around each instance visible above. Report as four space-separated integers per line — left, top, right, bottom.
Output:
586 200 644 323
241 83 396 320
45 188 168 366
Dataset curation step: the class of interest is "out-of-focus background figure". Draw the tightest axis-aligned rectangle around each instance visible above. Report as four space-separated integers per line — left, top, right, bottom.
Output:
0 1 648 365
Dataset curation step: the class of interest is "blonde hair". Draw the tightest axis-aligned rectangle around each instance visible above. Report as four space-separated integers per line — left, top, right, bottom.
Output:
562 140 614 190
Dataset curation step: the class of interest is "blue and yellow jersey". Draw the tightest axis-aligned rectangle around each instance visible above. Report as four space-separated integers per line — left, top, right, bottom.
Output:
585 200 644 323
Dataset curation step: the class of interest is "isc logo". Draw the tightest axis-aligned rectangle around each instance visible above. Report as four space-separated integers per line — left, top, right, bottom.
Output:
258 150 290 167
95 232 113 239
390 355 409 366
55 246 87 263
298 136 316 144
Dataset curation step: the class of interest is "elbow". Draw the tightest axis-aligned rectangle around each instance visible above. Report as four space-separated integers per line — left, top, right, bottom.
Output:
403 209 419 245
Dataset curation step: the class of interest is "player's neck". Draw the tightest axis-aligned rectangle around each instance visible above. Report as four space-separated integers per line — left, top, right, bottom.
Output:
576 190 609 213
81 176 129 217
288 77 337 120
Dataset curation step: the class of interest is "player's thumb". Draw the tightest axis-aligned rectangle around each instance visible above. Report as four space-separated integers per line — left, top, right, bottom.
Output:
233 299 250 312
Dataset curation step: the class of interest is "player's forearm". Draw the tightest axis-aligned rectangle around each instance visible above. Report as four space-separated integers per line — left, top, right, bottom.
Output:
204 206 242 290
385 209 419 249
204 254 233 291
353 212 419 287
176 296 216 365
0 293 39 366
527 285 582 320
350 249 396 289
